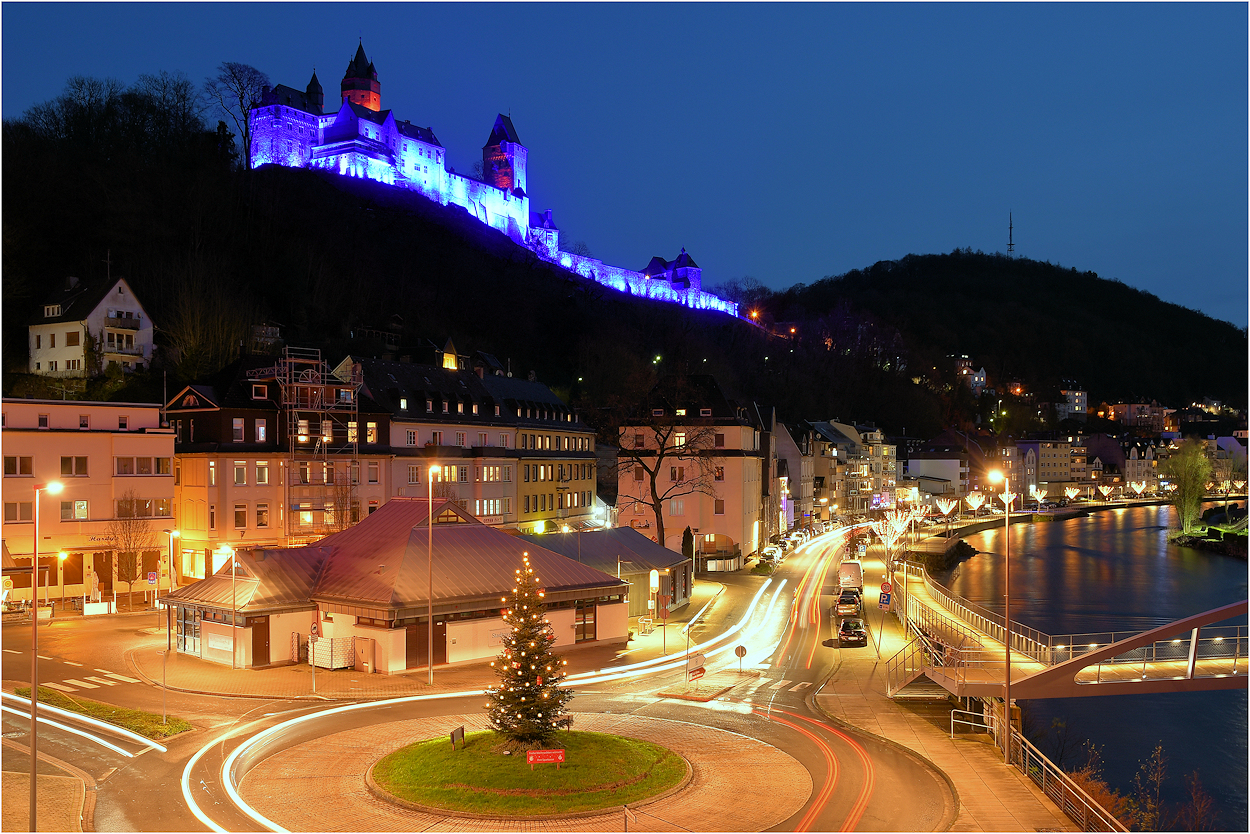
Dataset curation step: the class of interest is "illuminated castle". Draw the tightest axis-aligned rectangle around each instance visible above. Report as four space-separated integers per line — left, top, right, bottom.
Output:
249 43 738 317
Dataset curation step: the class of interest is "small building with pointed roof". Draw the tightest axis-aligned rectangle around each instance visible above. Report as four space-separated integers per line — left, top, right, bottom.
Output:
162 498 627 671
28 275 155 377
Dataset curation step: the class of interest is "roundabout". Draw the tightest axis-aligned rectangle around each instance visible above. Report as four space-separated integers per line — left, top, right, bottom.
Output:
237 712 812 832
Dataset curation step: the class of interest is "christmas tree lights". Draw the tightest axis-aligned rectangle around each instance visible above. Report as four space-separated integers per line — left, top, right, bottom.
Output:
485 553 573 746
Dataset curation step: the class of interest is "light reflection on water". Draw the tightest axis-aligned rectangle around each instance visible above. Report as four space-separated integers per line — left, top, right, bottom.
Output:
943 504 1247 829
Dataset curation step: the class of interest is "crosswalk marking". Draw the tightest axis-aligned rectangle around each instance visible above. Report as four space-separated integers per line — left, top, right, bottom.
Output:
62 679 98 689
94 669 113 674
769 679 792 689
101 672 140 684
43 682 78 692
790 681 813 691
83 676 117 686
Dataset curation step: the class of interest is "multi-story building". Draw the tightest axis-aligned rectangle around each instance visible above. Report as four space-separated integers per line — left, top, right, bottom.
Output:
1056 385 1088 422
615 376 766 570
810 421 896 514
356 347 597 536
28 276 155 377
905 447 971 498
165 349 393 583
2 399 174 603
776 422 815 531
1016 440 1073 498
1123 444 1159 493
1105 401 1174 434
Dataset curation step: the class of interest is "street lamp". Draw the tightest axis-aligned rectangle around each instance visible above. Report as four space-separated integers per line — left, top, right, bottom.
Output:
427 463 442 686
57 552 68 610
987 469 1015 765
216 545 236 670
161 530 179 631
30 480 62 832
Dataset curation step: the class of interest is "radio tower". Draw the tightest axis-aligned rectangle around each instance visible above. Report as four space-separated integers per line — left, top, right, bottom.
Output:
1007 212 1015 258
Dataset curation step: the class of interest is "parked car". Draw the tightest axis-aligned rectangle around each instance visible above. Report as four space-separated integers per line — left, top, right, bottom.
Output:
761 545 782 561
838 617 868 647
834 589 861 617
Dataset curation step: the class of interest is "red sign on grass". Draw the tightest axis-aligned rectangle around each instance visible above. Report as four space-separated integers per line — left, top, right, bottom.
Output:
527 748 565 770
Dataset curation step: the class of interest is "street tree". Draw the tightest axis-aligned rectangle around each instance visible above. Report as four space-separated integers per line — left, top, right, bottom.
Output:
614 409 722 549
202 62 269 168
1162 439 1212 535
105 489 157 608
485 554 573 748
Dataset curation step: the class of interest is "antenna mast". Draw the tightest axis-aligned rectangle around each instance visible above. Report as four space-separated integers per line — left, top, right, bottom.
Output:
1007 213 1014 258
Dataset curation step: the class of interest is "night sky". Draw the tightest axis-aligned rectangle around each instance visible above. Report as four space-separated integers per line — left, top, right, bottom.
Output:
4 3 1246 327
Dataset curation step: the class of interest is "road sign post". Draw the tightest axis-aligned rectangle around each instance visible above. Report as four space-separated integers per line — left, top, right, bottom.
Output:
309 624 319 695
735 644 747 673
686 650 706 684
624 805 637 832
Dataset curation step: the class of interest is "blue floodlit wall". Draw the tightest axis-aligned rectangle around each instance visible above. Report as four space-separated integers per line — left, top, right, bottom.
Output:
249 92 739 319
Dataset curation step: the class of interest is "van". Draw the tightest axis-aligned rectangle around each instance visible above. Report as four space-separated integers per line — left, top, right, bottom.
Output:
837 559 863 593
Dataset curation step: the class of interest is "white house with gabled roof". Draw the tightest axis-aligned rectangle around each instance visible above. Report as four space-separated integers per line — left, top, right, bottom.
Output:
29 276 154 376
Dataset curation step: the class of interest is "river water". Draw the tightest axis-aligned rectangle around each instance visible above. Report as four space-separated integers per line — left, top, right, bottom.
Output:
938 503 1247 830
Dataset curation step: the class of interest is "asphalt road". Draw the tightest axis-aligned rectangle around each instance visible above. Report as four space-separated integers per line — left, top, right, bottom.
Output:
1 530 954 832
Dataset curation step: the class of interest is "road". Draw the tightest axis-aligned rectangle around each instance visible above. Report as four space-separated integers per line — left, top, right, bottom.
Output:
1 529 953 831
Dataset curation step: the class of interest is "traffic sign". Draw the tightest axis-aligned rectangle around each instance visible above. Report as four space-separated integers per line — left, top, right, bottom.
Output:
880 581 892 594
2 578 12 591
878 592 891 609
686 651 706 674
735 645 747 659
688 666 706 680
310 620 319 637
147 572 158 586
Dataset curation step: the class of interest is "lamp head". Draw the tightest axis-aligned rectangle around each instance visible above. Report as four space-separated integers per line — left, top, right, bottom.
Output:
42 481 64 495
987 470 1004 485
429 464 441 475
58 551 68 561
172 530 180 538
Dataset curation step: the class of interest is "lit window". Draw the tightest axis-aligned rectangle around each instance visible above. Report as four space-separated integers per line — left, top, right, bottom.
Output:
347 421 358 443
256 461 269 485
256 419 267 443
256 503 269 528
234 504 247 529
366 422 378 443
234 461 246 485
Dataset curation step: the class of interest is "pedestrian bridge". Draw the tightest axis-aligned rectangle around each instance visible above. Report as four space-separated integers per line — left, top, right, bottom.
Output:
886 563 1248 700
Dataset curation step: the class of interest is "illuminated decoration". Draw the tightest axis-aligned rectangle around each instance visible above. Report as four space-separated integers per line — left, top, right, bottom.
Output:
484 555 573 744
965 491 986 517
936 498 958 517
1236 480 1247 492
999 489 1017 509
1030 485 1047 505
1098 485 1114 500
1130 481 1147 497
1064 487 1080 501
249 44 739 320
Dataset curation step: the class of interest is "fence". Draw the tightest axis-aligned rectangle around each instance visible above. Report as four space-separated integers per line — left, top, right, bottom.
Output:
1012 733 1128 832
291 633 355 669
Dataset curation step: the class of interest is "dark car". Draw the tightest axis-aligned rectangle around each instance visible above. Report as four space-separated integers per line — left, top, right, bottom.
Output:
838 617 868 647
834 589 861 617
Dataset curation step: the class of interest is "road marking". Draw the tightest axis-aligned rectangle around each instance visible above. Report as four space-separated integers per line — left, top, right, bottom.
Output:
37 655 53 660
744 678 769 694
790 681 813 690
63 661 83 667
769 679 792 689
43 682 78 692
62 679 99 689
94 668 114 674
2 649 19 655
101 672 140 684
83 677 117 686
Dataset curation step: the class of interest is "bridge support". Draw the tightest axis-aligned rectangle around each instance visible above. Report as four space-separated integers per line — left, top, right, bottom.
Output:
1187 627 1199 679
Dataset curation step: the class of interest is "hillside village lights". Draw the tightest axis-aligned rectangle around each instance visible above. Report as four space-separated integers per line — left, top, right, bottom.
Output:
987 470 1016 765
428 464 442 685
30 480 62 832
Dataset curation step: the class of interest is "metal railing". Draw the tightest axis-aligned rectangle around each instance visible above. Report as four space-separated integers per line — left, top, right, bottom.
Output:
950 707 992 737
920 567 1054 663
1012 733 1128 832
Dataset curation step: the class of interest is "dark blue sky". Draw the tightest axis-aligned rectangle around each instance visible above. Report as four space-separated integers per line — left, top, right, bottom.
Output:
5 3 1246 327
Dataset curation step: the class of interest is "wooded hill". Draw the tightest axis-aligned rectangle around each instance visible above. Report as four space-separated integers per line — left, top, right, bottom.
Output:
4 104 1244 442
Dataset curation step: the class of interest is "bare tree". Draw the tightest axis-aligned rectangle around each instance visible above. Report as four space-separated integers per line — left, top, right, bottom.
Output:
105 489 157 609
202 62 269 168
615 417 722 550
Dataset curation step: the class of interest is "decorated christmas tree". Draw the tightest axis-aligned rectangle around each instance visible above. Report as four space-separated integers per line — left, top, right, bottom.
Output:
485 553 574 747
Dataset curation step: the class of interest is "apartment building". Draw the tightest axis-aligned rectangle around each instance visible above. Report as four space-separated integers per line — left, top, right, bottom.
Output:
905 447 971 498
810 421 897 514
616 376 766 570
358 349 597 536
1 399 175 602
776 421 815 531
1016 440 1073 498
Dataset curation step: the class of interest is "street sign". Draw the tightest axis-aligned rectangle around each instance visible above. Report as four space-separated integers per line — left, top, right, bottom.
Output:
147 572 158 586
624 805 637 831
310 620 319 637
686 651 706 674
688 666 706 680
649 569 659 593
735 645 747 658
878 592 891 609
2 578 12 591
880 581 892 594
659 604 668 620
857 544 866 556
450 725 465 750
527 748 565 770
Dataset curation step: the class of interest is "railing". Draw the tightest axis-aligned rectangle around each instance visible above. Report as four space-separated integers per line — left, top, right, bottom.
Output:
950 707 992 737
1050 626 1248 680
1012 734 1128 832
921 566 1056 664
885 635 926 695
105 315 141 330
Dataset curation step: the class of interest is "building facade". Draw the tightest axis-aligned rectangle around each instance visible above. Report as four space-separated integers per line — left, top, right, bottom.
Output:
28 276 154 377
2 399 175 603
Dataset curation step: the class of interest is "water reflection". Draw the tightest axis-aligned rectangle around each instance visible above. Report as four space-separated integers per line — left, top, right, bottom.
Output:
941 504 1247 829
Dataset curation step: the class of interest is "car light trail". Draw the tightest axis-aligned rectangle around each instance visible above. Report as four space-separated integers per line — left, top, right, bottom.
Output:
767 705 876 832
1 690 166 752
757 707 839 831
0 703 135 757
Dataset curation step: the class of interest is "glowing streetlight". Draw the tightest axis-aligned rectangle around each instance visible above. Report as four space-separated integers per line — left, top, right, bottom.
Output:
30 480 62 831
986 469 1015 765
965 491 986 518
1064 487 1080 502
217 545 237 669
428 463 442 685
1098 484 1113 502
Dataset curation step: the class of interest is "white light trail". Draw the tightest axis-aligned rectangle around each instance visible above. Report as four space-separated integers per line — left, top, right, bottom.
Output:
0 703 134 758
0 691 166 752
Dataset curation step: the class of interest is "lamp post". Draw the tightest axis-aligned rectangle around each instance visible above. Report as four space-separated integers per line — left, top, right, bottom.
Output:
217 545 236 670
427 463 442 686
57 552 68 610
987 469 1014 765
30 480 62 832
161 530 179 631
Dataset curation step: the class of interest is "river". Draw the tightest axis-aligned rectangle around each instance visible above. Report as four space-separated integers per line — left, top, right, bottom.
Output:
939 503 1247 830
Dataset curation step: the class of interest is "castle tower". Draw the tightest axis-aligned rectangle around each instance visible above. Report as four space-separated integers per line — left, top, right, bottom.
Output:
482 114 527 194
341 41 380 111
306 70 324 114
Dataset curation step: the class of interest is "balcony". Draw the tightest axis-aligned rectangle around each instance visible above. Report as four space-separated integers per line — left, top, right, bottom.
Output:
105 314 142 331
104 344 144 356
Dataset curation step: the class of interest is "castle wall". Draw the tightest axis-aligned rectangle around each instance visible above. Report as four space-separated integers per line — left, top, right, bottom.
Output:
555 253 738 316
